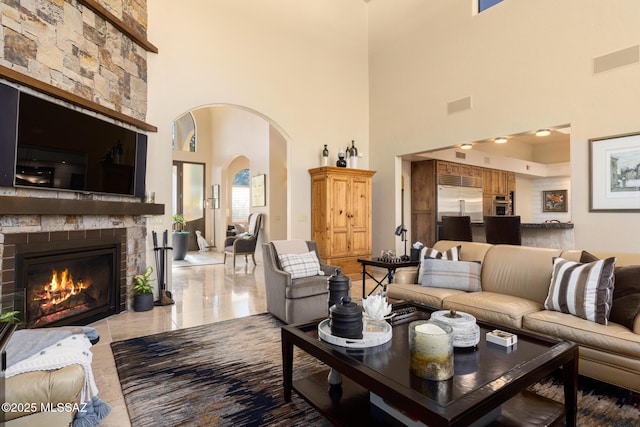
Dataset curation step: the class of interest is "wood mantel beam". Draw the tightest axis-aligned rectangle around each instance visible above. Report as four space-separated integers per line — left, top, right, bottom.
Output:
78 0 159 54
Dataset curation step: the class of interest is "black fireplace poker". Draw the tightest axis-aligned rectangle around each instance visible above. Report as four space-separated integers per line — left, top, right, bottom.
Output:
152 230 175 306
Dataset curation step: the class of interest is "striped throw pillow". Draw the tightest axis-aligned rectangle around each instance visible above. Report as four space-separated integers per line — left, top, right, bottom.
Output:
418 258 482 291
421 245 462 261
278 251 325 279
544 257 616 325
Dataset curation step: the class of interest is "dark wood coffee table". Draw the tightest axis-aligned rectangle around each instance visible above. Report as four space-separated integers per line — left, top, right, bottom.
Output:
282 303 578 426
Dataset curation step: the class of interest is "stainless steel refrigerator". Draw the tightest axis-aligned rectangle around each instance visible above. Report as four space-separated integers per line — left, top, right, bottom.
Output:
436 184 483 222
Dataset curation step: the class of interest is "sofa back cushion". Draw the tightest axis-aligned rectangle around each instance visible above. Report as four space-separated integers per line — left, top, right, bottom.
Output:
481 245 562 304
433 241 493 263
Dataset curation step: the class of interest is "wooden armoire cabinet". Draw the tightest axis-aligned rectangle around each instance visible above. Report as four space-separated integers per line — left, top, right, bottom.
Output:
309 166 376 277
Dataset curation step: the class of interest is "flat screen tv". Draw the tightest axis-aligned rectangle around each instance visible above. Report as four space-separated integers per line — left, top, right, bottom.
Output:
0 82 147 197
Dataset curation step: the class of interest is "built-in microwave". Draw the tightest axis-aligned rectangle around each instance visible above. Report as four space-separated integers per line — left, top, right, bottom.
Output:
492 195 512 216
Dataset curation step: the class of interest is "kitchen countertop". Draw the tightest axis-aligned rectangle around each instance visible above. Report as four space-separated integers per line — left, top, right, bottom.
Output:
470 222 574 229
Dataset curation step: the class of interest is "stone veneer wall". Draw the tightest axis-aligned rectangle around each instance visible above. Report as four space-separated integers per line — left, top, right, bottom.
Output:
0 0 151 311
0 0 148 120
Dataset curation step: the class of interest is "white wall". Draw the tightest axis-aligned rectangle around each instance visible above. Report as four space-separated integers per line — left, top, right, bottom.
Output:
146 0 370 248
530 176 572 224
369 0 640 253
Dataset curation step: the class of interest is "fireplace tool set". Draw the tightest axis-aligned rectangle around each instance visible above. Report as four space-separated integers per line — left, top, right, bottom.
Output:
152 230 175 306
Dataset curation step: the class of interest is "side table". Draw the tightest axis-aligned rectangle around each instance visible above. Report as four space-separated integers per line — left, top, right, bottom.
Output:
357 258 420 297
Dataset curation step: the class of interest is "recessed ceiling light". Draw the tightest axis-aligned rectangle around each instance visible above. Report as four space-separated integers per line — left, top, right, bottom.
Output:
494 137 507 144
536 129 551 137
460 143 472 149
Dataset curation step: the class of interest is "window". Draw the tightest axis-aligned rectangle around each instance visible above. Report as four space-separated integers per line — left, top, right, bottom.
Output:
172 113 196 152
479 0 503 13
231 169 250 222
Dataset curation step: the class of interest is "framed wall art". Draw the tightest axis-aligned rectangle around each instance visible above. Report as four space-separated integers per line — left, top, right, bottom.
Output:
590 132 640 212
251 174 266 207
543 190 568 212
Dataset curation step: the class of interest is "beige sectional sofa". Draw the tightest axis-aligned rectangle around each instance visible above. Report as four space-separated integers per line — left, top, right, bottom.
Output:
4 365 84 427
390 240 640 393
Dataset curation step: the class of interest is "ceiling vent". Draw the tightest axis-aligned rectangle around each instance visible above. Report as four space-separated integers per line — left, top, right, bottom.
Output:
455 151 466 159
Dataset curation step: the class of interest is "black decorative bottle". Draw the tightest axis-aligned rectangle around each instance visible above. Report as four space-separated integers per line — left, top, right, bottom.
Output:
329 296 363 339
328 268 351 314
336 152 347 167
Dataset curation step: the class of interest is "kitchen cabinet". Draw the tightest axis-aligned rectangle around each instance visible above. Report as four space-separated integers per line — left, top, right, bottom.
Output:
309 166 375 277
412 160 437 246
507 172 516 193
483 168 509 196
437 161 481 178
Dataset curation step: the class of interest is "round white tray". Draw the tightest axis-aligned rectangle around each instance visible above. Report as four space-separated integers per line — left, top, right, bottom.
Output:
318 319 392 348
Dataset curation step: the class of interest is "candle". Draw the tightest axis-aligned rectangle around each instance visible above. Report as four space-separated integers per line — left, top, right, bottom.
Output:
409 320 454 381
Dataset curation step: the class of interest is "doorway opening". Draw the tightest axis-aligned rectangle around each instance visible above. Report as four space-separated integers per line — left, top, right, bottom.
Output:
173 161 205 251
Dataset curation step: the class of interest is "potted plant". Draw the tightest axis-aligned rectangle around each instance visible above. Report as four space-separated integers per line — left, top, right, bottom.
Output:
133 266 155 312
0 310 20 324
172 214 186 232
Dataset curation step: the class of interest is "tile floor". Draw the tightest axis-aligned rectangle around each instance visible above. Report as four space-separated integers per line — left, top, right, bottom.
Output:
89 251 380 426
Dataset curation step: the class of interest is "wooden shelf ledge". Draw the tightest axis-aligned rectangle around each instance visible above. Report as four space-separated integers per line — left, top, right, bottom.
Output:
0 196 164 216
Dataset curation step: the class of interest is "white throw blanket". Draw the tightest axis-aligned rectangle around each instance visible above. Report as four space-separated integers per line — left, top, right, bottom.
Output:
5 334 98 403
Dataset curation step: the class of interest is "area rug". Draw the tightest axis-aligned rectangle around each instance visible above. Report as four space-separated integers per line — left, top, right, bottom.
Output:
172 251 223 268
112 314 639 427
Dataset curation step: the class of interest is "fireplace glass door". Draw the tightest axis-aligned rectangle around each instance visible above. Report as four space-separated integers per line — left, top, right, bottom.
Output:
22 248 116 328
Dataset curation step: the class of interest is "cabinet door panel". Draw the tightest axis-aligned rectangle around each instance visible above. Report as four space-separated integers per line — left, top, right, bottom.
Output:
350 178 371 254
351 229 370 255
331 231 350 256
330 176 350 231
350 178 370 229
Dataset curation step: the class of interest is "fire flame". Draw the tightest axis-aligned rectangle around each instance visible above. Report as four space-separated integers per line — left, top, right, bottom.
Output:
34 269 90 309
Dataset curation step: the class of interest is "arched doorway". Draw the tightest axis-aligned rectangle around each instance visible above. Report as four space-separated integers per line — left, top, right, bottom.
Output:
171 105 288 258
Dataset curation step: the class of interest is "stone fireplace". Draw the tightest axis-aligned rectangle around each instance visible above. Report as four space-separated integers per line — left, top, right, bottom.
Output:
0 0 159 325
0 205 154 325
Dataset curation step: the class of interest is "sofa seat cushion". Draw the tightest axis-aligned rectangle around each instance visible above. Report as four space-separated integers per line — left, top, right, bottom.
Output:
524 310 640 359
386 283 465 308
443 292 543 328
285 275 329 299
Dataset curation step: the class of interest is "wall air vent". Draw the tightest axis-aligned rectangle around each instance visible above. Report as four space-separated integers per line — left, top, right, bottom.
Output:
455 151 466 159
447 96 472 114
438 174 482 188
593 45 639 74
